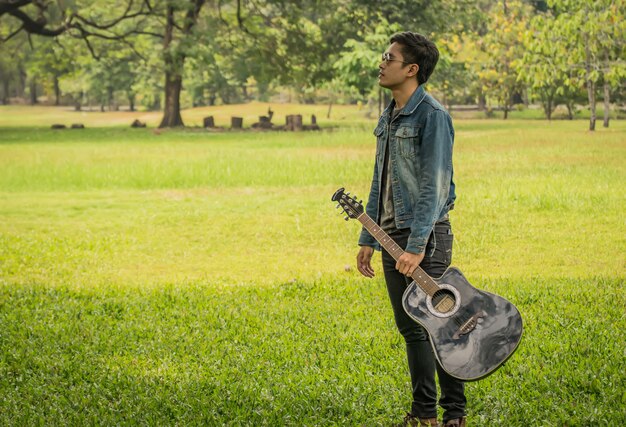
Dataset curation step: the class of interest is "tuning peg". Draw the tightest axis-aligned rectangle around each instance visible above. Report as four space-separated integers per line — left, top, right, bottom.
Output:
344 216 350 221
336 204 341 209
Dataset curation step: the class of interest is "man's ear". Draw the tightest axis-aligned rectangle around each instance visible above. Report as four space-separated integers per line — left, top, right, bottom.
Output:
408 64 419 78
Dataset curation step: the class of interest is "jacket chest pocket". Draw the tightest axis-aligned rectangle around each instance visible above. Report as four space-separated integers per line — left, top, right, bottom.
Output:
394 125 420 159
374 123 386 160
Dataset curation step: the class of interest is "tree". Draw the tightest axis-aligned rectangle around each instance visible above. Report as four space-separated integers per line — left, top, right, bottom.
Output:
23 37 75 105
519 12 582 120
154 0 205 127
0 0 156 49
349 0 490 36
1 0 360 126
0 0 174 117
0 33 24 103
334 22 397 98
333 19 404 117
428 34 473 110
468 1 532 119
218 0 357 102
544 0 626 130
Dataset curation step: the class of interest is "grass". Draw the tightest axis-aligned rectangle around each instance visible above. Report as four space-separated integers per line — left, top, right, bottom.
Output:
0 105 625 425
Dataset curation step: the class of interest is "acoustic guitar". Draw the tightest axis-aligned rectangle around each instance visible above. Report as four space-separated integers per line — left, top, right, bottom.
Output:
332 187 523 381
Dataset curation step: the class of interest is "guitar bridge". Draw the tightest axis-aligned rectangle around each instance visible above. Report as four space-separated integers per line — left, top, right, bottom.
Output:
453 311 486 339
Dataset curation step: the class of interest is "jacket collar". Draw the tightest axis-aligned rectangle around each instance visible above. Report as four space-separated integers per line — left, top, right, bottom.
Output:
382 85 426 120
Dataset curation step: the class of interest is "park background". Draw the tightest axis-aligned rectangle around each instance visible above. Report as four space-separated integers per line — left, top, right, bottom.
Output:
1 0 625 425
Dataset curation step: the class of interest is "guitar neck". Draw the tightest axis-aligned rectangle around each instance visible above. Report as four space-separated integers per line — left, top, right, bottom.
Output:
357 213 440 297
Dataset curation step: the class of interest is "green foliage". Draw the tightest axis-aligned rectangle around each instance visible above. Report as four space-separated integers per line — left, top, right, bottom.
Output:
519 12 585 119
131 39 164 110
427 34 473 106
546 0 626 87
468 1 532 117
333 20 401 98
526 0 626 123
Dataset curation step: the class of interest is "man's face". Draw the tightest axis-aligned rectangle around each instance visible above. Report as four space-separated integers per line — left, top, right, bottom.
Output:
378 42 415 89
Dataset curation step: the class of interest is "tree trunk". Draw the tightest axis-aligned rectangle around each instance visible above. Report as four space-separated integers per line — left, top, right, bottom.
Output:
479 96 486 111
157 1 205 128
29 79 37 105
54 76 61 105
107 86 115 111
203 116 214 127
603 81 610 128
74 91 82 111
543 101 552 120
383 91 391 108
327 93 333 119
159 72 184 128
293 114 303 131
220 92 228 104
542 89 554 120
18 66 26 99
566 102 574 120
159 5 182 128
587 80 596 131
1 79 8 104
231 116 243 129
584 34 596 131
128 93 135 112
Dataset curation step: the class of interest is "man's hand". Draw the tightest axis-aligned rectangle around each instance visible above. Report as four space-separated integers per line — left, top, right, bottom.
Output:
396 251 425 276
357 246 375 278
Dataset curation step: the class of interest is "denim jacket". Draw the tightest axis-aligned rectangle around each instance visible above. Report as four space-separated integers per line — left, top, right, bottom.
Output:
358 85 456 254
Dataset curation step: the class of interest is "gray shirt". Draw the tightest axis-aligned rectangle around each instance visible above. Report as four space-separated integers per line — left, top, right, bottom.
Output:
379 107 402 231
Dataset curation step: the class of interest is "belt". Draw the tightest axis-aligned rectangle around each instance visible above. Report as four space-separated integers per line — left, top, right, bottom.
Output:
436 213 450 223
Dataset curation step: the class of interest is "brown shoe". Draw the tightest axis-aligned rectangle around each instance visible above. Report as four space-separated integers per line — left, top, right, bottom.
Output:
443 417 466 427
403 413 441 427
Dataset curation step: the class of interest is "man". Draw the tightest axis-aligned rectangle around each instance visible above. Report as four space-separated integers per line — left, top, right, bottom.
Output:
356 32 466 427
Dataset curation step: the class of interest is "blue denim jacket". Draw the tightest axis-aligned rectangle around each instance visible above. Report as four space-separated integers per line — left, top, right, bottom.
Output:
358 85 456 254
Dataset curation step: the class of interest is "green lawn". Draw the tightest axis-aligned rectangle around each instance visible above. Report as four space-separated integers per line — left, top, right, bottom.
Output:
0 108 625 425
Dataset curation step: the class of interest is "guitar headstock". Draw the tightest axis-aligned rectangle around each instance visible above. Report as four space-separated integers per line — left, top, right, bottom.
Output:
331 188 364 221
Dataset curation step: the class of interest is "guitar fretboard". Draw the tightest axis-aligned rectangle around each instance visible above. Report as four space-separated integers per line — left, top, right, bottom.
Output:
358 213 440 297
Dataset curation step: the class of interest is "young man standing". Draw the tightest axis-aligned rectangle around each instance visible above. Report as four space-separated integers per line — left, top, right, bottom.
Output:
356 32 466 427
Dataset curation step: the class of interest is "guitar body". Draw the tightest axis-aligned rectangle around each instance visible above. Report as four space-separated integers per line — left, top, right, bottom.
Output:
402 267 523 381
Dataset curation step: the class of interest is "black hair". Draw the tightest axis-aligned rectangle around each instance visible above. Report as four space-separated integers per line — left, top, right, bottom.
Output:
390 32 439 85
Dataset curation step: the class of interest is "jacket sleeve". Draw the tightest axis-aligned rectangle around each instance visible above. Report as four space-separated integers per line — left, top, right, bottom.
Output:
406 110 454 254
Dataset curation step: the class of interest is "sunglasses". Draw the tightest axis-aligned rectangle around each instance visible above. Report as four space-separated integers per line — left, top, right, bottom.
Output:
381 52 412 65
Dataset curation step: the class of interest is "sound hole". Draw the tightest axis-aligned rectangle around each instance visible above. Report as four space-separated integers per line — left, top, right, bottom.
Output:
432 289 456 314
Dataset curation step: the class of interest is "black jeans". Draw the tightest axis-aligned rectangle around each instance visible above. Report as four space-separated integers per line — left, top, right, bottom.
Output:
381 221 466 421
